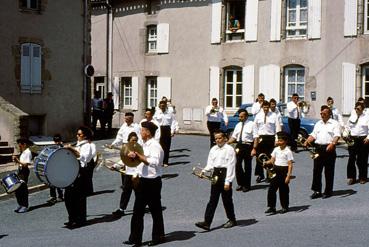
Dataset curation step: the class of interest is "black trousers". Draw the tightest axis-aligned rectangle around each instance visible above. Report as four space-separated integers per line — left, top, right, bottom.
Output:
129 177 164 244
288 118 300 151
85 163 94 196
235 144 253 188
160 126 172 165
64 167 88 223
15 167 30 208
119 174 133 210
267 166 289 209
50 187 63 199
91 110 103 130
347 137 369 180
255 135 275 178
311 146 336 195
207 121 221 148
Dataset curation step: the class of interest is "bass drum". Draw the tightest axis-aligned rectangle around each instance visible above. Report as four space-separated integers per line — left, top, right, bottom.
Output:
34 146 79 188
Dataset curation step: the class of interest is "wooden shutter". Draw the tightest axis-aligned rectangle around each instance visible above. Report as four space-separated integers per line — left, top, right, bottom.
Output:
342 63 356 114
113 77 120 109
259 64 280 100
31 44 42 93
157 77 172 100
211 0 221 44
308 0 321 39
242 65 255 103
157 23 169 53
209 66 220 102
270 0 282 41
344 0 358 36
245 0 258 41
131 77 139 110
21 43 31 93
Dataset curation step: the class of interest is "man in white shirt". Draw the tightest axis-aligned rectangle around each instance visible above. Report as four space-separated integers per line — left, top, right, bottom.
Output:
304 105 340 199
227 109 257 192
327 97 344 128
287 93 301 152
205 98 228 148
345 102 369 185
123 121 165 246
139 108 161 141
195 131 237 231
251 93 265 115
270 98 283 131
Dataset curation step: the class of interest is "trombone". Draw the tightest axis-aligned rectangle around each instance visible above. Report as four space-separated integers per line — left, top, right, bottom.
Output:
296 136 319 159
257 153 276 180
192 166 218 185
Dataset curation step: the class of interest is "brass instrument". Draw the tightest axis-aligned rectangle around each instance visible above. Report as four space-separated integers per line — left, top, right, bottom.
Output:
192 166 218 185
257 153 276 180
296 136 319 159
341 128 354 147
210 107 219 114
298 100 310 114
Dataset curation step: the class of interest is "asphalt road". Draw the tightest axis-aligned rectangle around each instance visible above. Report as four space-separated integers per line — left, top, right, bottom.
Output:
1 135 369 247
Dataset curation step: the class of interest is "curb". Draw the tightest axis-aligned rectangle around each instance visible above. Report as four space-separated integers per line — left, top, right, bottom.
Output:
0 183 48 201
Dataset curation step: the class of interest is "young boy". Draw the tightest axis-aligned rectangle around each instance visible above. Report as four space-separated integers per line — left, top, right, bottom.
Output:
264 132 294 214
47 134 64 204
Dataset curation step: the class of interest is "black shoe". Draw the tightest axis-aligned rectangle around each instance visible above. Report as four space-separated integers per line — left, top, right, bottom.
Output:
112 209 125 216
64 221 75 227
310 191 322 199
236 186 243 191
123 240 142 246
148 238 165 246
265 207 276 214
280 208 289 214
195 221 210 231
322 193 332 199
223 220 237 228
242 187 250 192
256 176 263 183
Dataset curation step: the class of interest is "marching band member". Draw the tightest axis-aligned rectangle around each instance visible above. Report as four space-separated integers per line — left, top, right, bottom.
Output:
195 131 237 231
205 98 228 148
47 134 64 203
251 93 265 115
270 98 283 130
327 97 344 128
123 121 165 246
254 100 281 183
287 93 301 153
345 102 369 185
64 126 95 227
227 109 257 192
304 105 340 199
263 132 294 214
139 108 161 141
13 138 33 213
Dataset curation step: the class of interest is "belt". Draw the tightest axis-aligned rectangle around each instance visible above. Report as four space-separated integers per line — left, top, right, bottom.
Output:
315 144 328 150
238 141 253 145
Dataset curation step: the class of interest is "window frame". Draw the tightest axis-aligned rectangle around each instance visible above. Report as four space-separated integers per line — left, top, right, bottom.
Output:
284 66 305 102
362 65 369 100
224 67 243 110
147 25 157 53
19 0 39 11
147 77 158 108
121 77 133 108
225 0 246 42
365 0 369 34
286 0 308 39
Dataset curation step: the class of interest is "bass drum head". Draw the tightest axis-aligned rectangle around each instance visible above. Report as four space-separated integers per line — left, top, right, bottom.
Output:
46 148 79 188
7 182 22 193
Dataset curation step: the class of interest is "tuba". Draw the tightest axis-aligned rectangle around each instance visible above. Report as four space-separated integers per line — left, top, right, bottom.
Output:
257 153 276 180
342 128 354 147
192 166 218 185
296 135 319 159
298 101 310 114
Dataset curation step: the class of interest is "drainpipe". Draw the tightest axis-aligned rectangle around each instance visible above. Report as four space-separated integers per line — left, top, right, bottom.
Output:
83 0 89 124
106 0 113 96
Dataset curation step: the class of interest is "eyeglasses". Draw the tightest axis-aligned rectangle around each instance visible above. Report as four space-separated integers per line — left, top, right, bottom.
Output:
77 133 83 136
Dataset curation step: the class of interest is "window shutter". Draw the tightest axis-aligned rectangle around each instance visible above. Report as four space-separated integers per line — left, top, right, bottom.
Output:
211 0 221 44
157 77 172 100
342 63 356 114
209 66 220 102
157 23 169 53
242 65 255 103
308 0 321 39
21 43 31 93
30 44 42 94
245 0 258 41
344 0 358 36
113 77 120 109
131 76 139 110
270 0 282 41
259 64 280 100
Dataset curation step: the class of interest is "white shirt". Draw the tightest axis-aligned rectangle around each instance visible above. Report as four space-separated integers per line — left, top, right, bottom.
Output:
347 112 369 138
271 146 294 167
112 122 140 146
287 101 300 119
153 109 177 134
139 119 161 141
76 140 94 168
254 111 281 136
251 102 262 115
136 138 164 178
205 105 228 123
231 120 257 143
203 143 236 186
20 148 32 164
331 107 344 127
310 119 341 145
90 142 97 162
271 108 283 127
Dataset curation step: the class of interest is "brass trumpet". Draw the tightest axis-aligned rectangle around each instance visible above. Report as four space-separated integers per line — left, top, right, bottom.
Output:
257 153 276 180
192 166 218 185
298 100 310 114
296 136 319 159
342 128 354 147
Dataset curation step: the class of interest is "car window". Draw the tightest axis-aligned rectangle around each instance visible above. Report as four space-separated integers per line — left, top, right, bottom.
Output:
246 106 252 113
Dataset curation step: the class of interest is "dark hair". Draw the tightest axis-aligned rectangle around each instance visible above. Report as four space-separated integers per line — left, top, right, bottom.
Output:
327 97 333 101
141 121 158 136
258 93 265 97
355 101 365 109
145 107 155 115
262 100 270 107
213 130 226 138
358 97 365 102
292 93 299 97
127 132 138 142
16 138 33 146
125 112 134 117
107 92 113 96
269 98 277 104
78 126 93 140
320 105 331 112
53 134 62 143
276 131 289 141
159 100 167 105
238 109 248 116
211 98 218 102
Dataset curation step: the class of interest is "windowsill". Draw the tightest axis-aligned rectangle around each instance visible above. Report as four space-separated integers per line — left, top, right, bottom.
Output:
19 8 41 14
145 52 158 56
225 40 245 43
285 36 307 41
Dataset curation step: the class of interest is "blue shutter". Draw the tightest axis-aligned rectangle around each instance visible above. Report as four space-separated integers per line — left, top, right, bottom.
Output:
31 44 42 93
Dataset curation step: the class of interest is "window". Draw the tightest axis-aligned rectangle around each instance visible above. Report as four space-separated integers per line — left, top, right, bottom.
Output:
147 25 157 53
225 0 245 42
284 66 305 102
20 0 39 10
286 0 307 38
121 77 132 107
224 68 242 109
365 0 369 34
147 77 158 108
21 43 42 94
147 0 160 15
363 65 369 101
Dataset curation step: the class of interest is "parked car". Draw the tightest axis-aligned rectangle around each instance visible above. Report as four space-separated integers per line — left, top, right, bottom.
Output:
220 103 319 139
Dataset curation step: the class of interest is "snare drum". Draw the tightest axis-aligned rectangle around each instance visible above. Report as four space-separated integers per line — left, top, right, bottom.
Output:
34 146 79 188
1 173 22 193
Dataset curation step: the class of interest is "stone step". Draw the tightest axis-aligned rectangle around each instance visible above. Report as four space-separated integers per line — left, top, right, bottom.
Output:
0 141 8 146
0 146 14 155
0 154 13 164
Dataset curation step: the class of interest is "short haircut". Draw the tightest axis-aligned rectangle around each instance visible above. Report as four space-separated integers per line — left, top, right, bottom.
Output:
78 126 93 140
213 130 226 138
358 97 365 102
16 138 33 146
262 100 270 107
258 93 265 97
269 98 277 104
327 97 333 101
159 100 167 105
211 98 218 101
145 107 155 115
355 101 365 109
320 105 331 112
292 93 299 97
53 134 62 143
141 121 158 136
125 112 134 117
127 132 138 142
238 108 248 116
276 131 289 141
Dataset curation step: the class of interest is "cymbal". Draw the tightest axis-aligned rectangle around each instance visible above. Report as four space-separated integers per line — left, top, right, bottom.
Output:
120 142 144 167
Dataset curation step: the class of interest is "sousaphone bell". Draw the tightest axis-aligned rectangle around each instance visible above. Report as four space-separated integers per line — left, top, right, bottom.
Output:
120 142 144 167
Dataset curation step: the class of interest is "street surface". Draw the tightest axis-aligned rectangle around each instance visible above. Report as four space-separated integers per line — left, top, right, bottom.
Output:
1 135 369 247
